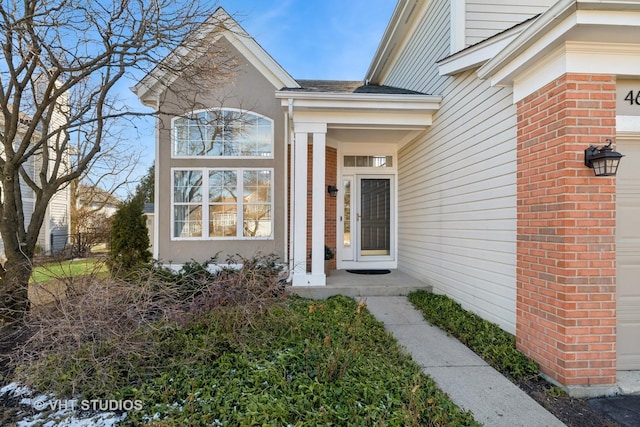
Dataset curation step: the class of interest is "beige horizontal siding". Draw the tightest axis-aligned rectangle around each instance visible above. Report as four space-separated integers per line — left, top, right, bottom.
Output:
382 0 449 94
383 0 520 333
465 0 553 46
398 71 517 332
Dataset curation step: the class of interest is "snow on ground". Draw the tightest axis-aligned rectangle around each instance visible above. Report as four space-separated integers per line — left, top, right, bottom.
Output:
0 382 127 426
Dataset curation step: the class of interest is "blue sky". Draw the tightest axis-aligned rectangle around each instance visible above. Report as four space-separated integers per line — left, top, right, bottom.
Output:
217 0 396 79
124 1 396 190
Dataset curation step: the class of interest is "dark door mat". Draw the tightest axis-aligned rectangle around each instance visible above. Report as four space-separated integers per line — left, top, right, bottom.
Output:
587 395 640 427
346 269 391 275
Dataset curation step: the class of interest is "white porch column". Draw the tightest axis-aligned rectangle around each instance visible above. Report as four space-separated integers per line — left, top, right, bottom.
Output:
292 122 327 286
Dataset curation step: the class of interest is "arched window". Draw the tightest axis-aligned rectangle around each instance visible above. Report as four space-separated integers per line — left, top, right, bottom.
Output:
172 109 273 157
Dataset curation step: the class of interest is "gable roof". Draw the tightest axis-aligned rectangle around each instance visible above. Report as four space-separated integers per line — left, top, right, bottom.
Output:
477 0 640 86
133 7 299 107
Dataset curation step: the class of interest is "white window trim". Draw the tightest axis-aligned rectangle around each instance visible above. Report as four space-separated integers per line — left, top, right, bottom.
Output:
171 107 275 159
171 167 274 241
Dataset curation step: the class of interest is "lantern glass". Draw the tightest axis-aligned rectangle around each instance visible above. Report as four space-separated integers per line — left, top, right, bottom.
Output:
593 159 606 176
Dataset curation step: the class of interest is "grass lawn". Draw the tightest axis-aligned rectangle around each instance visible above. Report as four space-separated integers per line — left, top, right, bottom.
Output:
28 258 110 306
30 258 109 283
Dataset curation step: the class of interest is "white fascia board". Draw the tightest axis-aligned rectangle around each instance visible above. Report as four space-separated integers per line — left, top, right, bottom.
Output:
565 41 640 75
481 15 577 87
477 0 576 81
578 9 640 26
438 30 522 76
365 0 412 84
293 110 433 129
365 0 431 84
275 91 441 110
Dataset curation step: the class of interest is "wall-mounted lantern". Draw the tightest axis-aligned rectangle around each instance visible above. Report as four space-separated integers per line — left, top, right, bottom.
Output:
327 185 339 197
584 139 624 177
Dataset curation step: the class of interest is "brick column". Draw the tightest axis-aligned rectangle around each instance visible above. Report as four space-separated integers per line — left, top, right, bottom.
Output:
516 74 617 390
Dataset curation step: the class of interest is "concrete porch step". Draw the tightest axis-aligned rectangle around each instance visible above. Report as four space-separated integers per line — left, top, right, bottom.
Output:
285 269 433 299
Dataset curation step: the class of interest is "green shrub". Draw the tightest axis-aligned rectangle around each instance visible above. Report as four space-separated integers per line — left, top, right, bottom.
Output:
108 195 151 273
408 291 538 380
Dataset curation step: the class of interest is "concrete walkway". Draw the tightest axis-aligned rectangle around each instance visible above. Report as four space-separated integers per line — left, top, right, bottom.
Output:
365 296 566 427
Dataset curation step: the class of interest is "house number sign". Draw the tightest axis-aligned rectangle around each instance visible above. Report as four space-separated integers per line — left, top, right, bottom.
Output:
623 90 640 106
617 80 640 116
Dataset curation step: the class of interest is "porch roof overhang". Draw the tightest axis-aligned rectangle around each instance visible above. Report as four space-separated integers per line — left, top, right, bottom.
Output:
275 90 442 135
477 0 640 100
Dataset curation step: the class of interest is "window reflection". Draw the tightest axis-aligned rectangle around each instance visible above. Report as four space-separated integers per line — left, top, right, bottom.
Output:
343 179 351 247
173 109 273 157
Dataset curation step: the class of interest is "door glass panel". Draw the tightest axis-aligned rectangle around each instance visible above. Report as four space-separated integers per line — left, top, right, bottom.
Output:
343 179 351 247
360 178 390 256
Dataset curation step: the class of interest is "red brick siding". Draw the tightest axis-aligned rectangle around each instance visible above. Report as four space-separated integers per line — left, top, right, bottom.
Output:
304 144 337 271
326 147 337 269
516 73 617 387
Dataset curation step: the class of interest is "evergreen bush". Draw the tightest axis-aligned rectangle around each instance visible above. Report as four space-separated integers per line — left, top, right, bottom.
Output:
108 195 151 273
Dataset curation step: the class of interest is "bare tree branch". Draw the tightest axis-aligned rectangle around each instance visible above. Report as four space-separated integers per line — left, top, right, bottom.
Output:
0 0 229 322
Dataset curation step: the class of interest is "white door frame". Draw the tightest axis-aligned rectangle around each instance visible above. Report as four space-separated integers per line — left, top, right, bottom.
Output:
337 148 397 270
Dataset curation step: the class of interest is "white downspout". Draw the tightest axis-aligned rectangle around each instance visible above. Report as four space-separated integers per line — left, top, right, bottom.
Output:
286 98 295 282
153 94 161 260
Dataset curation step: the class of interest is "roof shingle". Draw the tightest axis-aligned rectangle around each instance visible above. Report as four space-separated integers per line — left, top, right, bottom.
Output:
281 79 427 95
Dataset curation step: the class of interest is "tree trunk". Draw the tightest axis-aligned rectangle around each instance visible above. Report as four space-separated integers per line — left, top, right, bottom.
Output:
0 256 32 324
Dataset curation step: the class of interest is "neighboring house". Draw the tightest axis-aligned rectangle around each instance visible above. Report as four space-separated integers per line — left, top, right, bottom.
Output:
73 184 119 230
71 184 119 255
0 111 70 260
135 1 640 396
75 185 119 218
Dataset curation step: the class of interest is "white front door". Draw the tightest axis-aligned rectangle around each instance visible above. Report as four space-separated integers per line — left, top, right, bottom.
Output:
340 174 395 268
